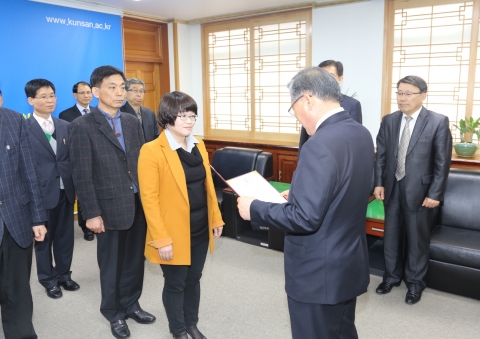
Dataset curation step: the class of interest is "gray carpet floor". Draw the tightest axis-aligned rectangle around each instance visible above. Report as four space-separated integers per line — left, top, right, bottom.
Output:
2 223 479 338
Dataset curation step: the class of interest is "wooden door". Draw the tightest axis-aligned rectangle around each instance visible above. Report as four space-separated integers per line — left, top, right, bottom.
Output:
123 18 170 113
277 153 297 183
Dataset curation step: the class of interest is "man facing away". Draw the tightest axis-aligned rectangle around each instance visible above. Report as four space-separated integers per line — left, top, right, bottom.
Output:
59 81 94 241
25 79 79 299
299 60 362 153
70 65 155 339
0 106 47 338
238 67 374 339
121 78 160 143
374 75 452 305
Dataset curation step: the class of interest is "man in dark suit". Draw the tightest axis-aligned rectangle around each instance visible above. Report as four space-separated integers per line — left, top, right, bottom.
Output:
59 81 94 241
70 66 155 339
121 78 160 142
25 79 79 299
374 75 452 305
238 67 374 339
299 60 362 153
0 107 47 338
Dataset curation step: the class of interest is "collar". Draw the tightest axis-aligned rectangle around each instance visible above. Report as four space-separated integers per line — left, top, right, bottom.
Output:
32 112 53 126
76 103 90 113
402 106 422 121
98 107 121 120
315 107 344 131
164 129 198 152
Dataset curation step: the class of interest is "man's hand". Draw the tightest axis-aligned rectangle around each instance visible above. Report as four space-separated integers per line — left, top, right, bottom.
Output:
280 190 289 200
32 225 47 242
374 186 385 200
237 196 255 221
422 197 440 208
86 216 105 233
213 227 223 239
158 244 173 261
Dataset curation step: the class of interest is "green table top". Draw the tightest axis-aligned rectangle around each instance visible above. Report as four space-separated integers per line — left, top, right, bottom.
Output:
269 181 291 193
270 181 385 221
366 199 385 220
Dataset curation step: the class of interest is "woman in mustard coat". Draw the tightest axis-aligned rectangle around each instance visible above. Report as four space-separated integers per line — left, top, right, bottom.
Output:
138 91 224 339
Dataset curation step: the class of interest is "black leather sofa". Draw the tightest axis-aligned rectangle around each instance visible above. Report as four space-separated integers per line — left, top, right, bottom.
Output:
210 147 273 239
427 168 480 300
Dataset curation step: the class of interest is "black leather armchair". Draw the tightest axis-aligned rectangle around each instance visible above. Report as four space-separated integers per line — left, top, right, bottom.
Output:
210 147 273 239
427 168 480 300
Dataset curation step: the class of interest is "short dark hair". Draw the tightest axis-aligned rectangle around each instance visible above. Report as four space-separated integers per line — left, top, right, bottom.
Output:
25 79 56 98
0 90 2 96
318 60 344 77
73 81 91 93
397 75 428 93
90 65 126 88
158 91 197 128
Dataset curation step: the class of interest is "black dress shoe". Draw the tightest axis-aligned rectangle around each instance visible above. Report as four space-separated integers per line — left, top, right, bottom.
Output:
186 325 207 339
126 308 156 324
111 320 130 339
46 286 63 299
375 281 401 294
405 290 422 305
84 231 94 241
59 280 80 291
172 332 189 339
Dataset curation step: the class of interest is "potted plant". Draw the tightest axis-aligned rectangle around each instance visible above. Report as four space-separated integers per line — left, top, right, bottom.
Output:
452 117 480 157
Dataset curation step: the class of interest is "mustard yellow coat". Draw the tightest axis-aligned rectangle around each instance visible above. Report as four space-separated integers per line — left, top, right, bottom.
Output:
138 132 224 265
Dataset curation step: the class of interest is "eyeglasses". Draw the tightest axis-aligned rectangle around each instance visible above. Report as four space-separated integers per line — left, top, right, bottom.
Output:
177 114 197 121
288 95 303 115
35 95 57 101
396 91 422 98
127 89 146 94
77 91 92 95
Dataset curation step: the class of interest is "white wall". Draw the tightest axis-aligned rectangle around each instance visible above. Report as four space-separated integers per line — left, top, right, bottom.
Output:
312 0 385 140
173 0 385 140
173 23 204 136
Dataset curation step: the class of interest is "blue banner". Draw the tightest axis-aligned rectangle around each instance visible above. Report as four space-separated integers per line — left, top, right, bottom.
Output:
0 0 123 116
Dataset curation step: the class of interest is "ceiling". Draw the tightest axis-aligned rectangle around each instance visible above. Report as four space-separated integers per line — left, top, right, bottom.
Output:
58 0 344 22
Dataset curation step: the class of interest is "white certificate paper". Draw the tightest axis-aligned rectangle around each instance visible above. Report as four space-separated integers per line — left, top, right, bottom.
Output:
226 171 287 204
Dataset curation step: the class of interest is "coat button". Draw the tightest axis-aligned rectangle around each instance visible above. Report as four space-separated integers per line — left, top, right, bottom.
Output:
128 171 131 174
0 201 2 205
130 187 133 190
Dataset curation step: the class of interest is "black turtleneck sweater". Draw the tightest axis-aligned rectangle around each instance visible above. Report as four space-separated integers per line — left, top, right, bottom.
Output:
177 146 209 247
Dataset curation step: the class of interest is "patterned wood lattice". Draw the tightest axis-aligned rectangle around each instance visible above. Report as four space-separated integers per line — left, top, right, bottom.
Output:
391 1 480 142
204 11 311 141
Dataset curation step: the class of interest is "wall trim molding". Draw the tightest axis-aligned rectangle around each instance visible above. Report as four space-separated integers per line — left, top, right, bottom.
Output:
29 0 123 16
34 0 369 25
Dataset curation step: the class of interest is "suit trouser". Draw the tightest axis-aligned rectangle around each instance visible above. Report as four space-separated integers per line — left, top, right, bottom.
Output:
383 178 434 292
35 190 74 288
0 225 37 339
96 193 147 322
287 296 358 339
160 240 209 335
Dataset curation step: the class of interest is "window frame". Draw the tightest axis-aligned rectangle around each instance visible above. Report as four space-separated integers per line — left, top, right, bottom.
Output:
201 9 312 145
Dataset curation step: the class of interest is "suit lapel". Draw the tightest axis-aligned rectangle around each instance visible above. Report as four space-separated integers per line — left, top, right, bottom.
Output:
53 118 66 156
28 116 55 157
160 133 189 203
391 111 403 155
407 107 428 155
121 113 133 151
93 109 124 151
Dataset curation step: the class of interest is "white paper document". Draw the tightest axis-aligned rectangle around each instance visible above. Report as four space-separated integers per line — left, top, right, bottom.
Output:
226 171 287 204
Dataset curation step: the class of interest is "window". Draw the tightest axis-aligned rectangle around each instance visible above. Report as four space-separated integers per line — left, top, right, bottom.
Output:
202 10 312 144
383 0 480 142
